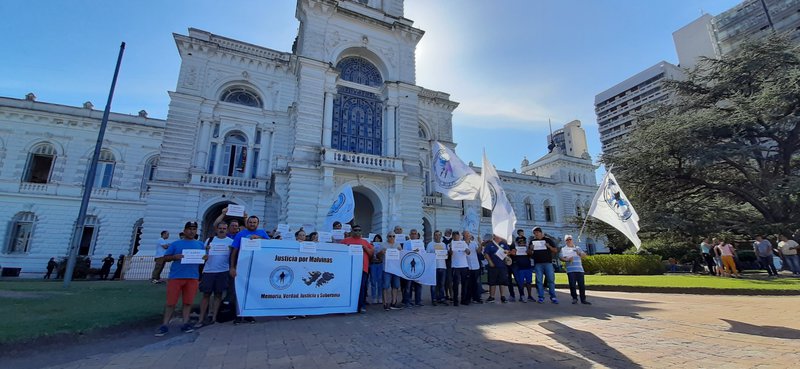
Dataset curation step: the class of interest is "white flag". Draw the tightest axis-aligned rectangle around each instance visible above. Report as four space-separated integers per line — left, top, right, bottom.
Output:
587 171 641 249
431 141 481 200
480 151 517 242
325 184 355 230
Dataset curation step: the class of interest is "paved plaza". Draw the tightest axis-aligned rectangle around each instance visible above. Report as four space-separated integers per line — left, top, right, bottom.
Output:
7 291 800 369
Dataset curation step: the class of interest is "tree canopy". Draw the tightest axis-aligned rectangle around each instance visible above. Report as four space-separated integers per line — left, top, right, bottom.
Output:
605 35 800 237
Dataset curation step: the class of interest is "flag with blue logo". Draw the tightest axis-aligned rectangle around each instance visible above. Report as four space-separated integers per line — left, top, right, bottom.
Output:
431 141 481 200
587 171 641 249
325 184 355 230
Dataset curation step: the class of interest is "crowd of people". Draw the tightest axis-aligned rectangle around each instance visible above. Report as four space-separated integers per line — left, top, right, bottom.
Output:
698 233 800 278
151 207 592 337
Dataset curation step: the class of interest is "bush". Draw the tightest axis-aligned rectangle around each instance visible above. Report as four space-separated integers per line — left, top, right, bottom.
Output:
582 254 665 275
638 237 700 263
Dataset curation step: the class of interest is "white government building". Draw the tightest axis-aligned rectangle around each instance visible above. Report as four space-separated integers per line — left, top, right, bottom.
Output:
0 0 604 278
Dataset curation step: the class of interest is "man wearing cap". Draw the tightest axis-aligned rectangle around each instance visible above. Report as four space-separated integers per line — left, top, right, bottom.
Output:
340 224 375 313
155 221 204 337
559 235 590 305
530 227 559 304
230 215 270 324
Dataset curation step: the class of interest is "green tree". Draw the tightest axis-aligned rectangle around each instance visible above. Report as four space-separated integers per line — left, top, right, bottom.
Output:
606 35 800 236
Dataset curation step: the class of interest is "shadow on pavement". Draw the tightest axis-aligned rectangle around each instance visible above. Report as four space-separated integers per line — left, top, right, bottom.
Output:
539 320 643 369
721 319 800 339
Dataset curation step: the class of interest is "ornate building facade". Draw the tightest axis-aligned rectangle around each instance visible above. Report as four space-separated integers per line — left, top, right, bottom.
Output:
0 0 604 277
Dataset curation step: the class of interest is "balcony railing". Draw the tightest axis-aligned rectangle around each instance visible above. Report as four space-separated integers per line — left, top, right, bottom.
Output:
323 148 403 173
19 182 49 193
191 173 267 191
423 195 442 207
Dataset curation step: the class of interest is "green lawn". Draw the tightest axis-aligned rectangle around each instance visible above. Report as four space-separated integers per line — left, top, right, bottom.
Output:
577 274 800 290
0 280 178 344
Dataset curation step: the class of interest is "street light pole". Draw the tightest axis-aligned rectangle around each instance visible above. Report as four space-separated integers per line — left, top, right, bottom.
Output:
63 42 126 288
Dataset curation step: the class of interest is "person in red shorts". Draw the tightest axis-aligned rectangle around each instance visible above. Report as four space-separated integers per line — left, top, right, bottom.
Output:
155 221 204 337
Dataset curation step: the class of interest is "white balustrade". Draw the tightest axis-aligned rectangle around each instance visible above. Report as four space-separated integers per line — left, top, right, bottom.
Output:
195 173 266 191
323 148 403 172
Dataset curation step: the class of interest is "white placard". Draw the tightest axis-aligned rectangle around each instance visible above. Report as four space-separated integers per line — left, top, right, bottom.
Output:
515 246 528 255
342 224 352 232
181 249 205 264
276 224 290 235
318 231 332 242
331 229 345 240
226 204 245 217
435 249 448 260
532 240 547 251
409 239 424 252
561 247 576 258
395 234 407 242
495 247 507 261
209 244 230 256
349 244 363 255
241 238 261 252
451 241 467 253
386 248 400 260
299 241 317 254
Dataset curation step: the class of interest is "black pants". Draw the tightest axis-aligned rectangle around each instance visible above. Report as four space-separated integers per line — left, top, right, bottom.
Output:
507 267 516 297
567 272 587 302
358 271 369 311
451 267 468 304
703 253 715 274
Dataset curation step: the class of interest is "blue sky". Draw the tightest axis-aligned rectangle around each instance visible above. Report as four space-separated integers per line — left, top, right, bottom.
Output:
0 0 742 176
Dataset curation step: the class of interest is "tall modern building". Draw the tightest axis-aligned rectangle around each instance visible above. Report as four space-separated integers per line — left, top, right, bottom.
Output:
597 0 800 157
594 62 684 154
0 0 605 278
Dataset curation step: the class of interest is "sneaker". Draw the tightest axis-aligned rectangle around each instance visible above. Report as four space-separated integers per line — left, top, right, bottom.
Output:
438 300 449 306
233 317 243 325
384 305 390 311
286 316 298 320
581 301 592 305
486 297 496 303
501 296 508 303
245 317 256 324
181 323 194 333
537 297 544 304
154 325 168 337
572 299 578 304
473 299 484 304
389 304 403 310
550 298 559 305
359 308 367 313
520 297 527 303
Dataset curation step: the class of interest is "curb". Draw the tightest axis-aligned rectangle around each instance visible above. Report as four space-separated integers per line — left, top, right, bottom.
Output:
555 284 800 296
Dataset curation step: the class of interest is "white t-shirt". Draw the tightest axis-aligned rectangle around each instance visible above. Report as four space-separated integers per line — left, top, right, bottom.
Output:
203 236 233 273
450 241 468 268
155 238 170 258
778 240 798 256
426 241 447 269
466 240 480 271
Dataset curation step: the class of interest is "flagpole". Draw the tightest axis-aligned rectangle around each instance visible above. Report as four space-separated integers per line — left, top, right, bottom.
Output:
577 164 613 242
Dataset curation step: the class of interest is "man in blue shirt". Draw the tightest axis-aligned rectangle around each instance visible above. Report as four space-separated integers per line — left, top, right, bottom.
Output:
229 215 270 324
753 235 778 277
155 222 204 337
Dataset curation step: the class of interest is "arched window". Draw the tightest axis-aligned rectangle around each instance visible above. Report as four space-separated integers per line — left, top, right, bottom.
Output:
543 200 555 223
94 150 115 188
141 156 159 191
6 212 36 253
332 57 383 155
221 132 248 177
337 57 383 87
418 124 428 139
221 86 263 108
524 198 534 221
24 143 56 183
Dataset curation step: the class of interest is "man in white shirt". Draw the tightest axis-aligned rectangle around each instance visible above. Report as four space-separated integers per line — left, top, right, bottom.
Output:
151 230 170 284
426 230 449 306
463 230 482 304
778 234 799 275
449 231 470 306
196 223 233 327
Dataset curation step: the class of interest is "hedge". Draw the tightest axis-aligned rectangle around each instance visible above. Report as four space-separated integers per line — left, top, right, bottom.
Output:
582 254 665 275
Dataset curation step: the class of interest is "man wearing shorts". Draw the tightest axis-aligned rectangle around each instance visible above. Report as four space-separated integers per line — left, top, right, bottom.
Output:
155 222 204 337
196 222 233 328
483 235 510 303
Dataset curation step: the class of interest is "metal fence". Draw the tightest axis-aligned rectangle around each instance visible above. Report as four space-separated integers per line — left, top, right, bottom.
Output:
122 255 171 280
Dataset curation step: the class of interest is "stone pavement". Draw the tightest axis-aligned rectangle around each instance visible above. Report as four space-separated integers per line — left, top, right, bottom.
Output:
11 291 800 369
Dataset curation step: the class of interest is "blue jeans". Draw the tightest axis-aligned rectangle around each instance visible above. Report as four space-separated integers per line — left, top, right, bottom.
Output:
431 268 446 302
784 254 800 274
534 262 556 299
369 263 383 300
383 272 400 289
513 268 532 296
758 255 778 275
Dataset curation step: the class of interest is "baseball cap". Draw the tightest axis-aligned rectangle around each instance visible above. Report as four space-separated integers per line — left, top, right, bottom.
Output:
184 221 198 229
532 227 542 233
564 234 573 240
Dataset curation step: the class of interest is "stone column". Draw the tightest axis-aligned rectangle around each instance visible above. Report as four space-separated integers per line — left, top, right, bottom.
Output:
195 120 211 169
322 91 334 148
243 145 255 178
385 104 396 157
